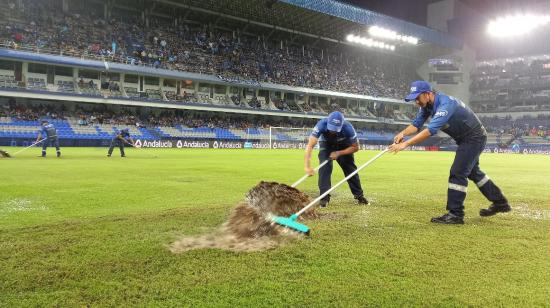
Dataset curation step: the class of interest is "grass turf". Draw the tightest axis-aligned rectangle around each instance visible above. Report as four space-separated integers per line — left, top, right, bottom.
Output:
1 147 549 306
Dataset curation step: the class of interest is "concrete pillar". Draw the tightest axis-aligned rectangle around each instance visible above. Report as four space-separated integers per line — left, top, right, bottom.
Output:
21 62 28 84
159 78 165 100
62 0 69 12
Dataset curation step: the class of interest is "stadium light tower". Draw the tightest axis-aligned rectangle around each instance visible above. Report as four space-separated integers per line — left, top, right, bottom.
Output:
487 14 550 38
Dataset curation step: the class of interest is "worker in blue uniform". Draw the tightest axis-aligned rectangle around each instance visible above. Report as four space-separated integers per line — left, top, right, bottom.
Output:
108 128 134 157
389 81 510 224
304 111 369 208
37 120 61 157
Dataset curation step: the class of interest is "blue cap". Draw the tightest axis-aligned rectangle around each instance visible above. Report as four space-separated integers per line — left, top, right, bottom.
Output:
405 80 432 102
327 111 344 132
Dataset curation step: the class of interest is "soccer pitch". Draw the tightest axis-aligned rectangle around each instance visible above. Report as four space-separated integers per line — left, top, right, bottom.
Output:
1 148 549 306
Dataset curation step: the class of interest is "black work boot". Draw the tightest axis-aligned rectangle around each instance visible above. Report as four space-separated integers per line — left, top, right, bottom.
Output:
480 203 511 217
56 151 61 157
431 212 464 224
355 196 370 205
319 200 329 208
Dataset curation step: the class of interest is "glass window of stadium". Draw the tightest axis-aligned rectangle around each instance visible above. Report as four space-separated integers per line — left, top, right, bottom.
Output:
144 76 159 86
124 74 138 84
286 93 295 101
101 72 120 82
79 70 99 80
198 83 212 95
163 79 176 87
55 66 73 77
214 85 226 94
258 90 269 99
28 63 47 74
0 60 21 81
244 88 255 98
0 60 16 71
229 87 240 95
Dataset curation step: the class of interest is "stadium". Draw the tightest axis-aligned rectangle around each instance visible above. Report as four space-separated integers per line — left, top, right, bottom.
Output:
1 0 549 306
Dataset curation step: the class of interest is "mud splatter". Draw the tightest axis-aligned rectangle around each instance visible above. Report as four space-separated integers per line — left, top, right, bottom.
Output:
170 181 316 252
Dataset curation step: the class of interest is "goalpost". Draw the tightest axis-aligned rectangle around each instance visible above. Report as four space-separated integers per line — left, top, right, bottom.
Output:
268 126 312 149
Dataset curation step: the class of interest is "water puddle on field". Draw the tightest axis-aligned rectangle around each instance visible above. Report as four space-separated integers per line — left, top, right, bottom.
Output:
170 181 317 253
513 204 550 220
0 198 48 215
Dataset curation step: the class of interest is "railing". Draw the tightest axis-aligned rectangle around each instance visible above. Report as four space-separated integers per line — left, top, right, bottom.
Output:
0 41 107 62
0 41 201 73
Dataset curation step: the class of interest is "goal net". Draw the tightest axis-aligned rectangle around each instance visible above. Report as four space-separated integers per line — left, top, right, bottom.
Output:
243 126 312 149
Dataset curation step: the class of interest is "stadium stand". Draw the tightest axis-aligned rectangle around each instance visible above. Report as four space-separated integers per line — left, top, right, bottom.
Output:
471 56 550 113
468 54 550 150
0 102 409 144
0 0 417 99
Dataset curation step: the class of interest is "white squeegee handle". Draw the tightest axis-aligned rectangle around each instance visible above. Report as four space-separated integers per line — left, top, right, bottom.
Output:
295 149 388 217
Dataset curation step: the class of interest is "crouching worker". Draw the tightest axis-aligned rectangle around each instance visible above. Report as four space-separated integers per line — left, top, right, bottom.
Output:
304 111 369 208
37 120 60 157
108 128 134 157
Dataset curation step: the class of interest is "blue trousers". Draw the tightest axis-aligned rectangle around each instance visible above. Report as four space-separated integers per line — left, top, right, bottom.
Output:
108 140 125 156
447 134 507 216
41 137 60 155
318 147 364 202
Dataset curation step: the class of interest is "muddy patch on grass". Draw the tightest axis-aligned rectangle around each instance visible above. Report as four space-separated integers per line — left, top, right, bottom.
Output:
170 181 317 252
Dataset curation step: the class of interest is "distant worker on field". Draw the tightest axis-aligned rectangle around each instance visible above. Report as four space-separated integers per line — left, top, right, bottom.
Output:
389 81 510 224
108 128 134 157
37 120 61 157
304 111 369 208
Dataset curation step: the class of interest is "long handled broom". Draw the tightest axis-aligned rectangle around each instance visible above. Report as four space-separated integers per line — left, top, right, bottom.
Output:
272 149 388 235
10 139 47 157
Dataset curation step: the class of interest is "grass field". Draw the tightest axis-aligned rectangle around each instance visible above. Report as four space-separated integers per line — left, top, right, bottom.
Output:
1 147 550 306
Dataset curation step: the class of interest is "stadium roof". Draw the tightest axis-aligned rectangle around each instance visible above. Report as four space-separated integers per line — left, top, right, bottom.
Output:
157 0 461 50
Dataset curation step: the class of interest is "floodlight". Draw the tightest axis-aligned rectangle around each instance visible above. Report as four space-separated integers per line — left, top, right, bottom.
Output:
487 14 550 37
